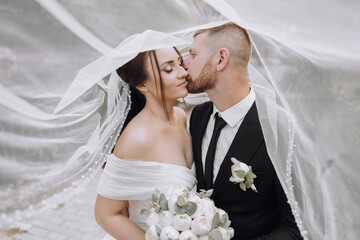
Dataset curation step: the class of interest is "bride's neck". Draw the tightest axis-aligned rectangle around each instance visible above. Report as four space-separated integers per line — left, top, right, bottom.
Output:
143 97 175 123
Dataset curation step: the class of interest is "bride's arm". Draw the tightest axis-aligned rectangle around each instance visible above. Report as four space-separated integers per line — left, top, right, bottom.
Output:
95 194 145 240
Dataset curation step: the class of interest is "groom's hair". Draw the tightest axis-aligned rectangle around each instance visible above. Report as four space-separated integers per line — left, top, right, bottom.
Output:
194 22 251 71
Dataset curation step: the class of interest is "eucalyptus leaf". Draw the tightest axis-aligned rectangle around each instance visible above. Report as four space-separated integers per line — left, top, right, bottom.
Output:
185 201 197 216
174 203 186 214
220 213 227 224
205 189 214 197
160 197 168 210
155 188 160 195
211 212 220 229
176 195 187 207
246 179 254 188
245 174 250 180
152 193 159 202
155 224 161 236
159 193 165 201
210 229 223 240
220 214 229 227
224 219 231 228
140 208 147 215
240 182 246 191
197 189 214 199
248 172 257 179
155 205 161 213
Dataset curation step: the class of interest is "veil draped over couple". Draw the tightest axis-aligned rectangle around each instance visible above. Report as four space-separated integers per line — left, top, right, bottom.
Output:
95 22 302 240
1 1 359 240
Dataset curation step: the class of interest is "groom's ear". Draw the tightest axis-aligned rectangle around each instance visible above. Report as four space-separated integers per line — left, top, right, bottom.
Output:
216 48 230 72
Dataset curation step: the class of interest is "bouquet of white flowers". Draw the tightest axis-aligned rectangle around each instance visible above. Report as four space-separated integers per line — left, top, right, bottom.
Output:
142 186 234 240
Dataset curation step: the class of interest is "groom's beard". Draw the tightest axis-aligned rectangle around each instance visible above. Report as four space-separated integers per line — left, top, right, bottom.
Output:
187 59 217 94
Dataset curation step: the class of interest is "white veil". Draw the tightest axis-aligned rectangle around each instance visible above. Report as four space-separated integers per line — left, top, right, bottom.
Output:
1 1 359 239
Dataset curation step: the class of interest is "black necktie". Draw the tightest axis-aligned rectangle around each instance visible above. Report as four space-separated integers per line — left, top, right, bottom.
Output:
204 113 227 190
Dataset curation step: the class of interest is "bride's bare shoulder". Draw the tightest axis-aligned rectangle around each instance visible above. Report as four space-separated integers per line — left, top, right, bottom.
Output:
174 106 187 128
113 119 152 159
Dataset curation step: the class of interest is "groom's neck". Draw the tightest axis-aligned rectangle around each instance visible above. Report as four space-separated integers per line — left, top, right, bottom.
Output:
207 79 250 112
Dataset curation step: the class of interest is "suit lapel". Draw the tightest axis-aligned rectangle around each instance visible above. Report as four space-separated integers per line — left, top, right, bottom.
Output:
212 103 264 198
194 103 213 191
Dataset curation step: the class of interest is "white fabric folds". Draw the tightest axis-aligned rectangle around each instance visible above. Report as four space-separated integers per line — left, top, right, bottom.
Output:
97 154 197 200
1 1 359 239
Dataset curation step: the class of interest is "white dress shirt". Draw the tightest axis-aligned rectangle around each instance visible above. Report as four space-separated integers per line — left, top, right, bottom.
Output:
201 88 256 182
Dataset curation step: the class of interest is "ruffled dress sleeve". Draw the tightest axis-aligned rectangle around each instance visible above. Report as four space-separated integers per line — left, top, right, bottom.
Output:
97 154 196 200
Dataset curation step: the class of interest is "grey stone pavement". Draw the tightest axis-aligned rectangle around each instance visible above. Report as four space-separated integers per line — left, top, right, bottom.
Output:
0 174 106 240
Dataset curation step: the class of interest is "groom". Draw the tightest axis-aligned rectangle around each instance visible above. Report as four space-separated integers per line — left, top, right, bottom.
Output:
184 23 302 240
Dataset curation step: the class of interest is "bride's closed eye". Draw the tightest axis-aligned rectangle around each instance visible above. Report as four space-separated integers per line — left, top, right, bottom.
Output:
164 67 173 73
164 62 183 74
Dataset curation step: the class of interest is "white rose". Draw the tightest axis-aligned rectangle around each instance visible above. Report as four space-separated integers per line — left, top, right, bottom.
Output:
229 157 249 183
187 192 201 203
160 226 180 240
168 186 188 214
145 225 160 240
146 212 160 227
179 230 199 240
191 216 211 236
159 210 174 227
200 199 217 222
172 186 188 197
173 214 192 231
227 227 234 238
214 227 231 240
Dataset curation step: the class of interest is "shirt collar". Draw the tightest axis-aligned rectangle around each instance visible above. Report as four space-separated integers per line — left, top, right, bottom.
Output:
212 88 256 128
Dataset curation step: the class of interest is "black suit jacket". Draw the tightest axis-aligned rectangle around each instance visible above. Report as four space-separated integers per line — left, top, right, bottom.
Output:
190 102 302 240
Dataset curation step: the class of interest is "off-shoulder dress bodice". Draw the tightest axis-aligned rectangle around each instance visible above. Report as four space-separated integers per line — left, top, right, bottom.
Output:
97 154 197 236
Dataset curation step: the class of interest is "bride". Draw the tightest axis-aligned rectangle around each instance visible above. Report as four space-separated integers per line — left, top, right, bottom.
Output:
94 47 196 239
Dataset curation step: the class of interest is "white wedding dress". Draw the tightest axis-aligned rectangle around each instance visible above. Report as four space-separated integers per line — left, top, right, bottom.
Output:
97 153 197 239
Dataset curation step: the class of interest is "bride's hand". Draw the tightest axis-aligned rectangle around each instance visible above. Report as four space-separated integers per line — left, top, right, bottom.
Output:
121 205 129 217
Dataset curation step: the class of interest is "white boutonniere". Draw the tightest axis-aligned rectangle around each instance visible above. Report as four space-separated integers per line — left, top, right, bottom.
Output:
229 157 258 193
